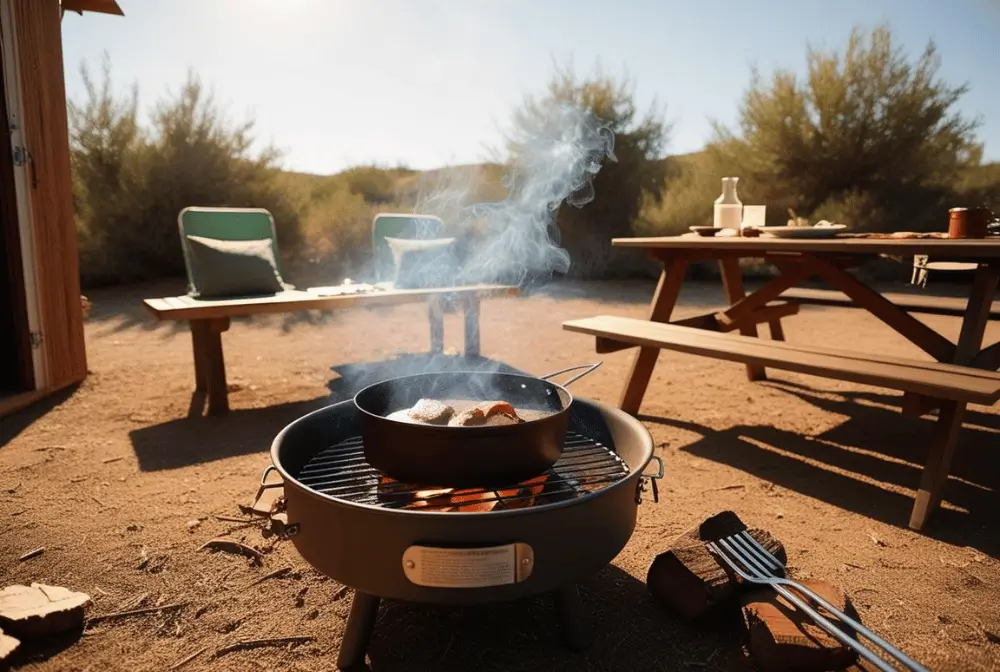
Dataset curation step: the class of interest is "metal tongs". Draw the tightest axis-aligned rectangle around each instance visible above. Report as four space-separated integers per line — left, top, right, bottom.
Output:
707 531 928 672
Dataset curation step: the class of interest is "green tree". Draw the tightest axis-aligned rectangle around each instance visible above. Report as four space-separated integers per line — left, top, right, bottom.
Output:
711 23 983 232
507 63 670 277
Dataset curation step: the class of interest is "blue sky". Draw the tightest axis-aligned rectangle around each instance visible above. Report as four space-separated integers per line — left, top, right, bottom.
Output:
61 0 1000 175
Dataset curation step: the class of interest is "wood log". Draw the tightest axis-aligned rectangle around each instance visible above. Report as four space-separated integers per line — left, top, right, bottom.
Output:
646 510 787 620
0 583 90 638
741 579 860 672
0 628 19 663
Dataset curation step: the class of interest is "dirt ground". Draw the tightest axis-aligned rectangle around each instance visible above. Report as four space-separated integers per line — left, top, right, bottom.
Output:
1 278 999 672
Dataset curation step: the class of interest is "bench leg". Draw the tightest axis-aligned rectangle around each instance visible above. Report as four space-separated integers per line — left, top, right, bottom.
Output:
191 322 209 392
428 297 445 354
719 258 767 381
909 400 965 531
767 318 785 342
190 318 231 416
463 295 481 357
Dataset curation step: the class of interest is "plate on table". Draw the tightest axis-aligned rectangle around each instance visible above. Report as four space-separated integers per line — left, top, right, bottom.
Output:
689 226 725 237
758 225 846 239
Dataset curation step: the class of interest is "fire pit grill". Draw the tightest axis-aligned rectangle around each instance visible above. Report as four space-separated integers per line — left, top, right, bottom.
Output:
263 397 659 670
296 431 629 511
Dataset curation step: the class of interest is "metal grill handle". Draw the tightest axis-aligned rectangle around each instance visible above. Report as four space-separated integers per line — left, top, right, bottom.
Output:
539 362 602 388
249 465 284 515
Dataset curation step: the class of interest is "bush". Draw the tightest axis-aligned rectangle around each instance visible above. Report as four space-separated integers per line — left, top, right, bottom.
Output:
710 24 983 232
70 57 301 287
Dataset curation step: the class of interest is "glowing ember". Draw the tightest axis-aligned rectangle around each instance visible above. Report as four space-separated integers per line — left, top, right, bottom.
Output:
377 473 551 512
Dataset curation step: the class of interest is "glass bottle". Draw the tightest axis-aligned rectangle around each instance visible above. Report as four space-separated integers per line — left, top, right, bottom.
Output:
714 177 743 231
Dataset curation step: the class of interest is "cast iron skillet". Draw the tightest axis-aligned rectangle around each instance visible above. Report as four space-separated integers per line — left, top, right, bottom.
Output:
353 363 601 488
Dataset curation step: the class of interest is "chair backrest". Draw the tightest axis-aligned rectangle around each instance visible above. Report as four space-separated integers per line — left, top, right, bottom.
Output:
177 207 282 292
371 213 444 282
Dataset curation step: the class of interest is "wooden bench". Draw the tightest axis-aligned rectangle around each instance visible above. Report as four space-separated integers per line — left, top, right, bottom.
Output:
780 287 1000 319
144 284 518 415
563 314 1000 531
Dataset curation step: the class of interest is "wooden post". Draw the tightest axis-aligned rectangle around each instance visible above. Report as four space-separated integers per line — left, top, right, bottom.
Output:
909 400 965 531
428 296 445 354
619 258 689 414
463 295 481 357
768 318 785 342
718 258 766 381
190 318 231 416
954 264 1000 365
189 321 209 392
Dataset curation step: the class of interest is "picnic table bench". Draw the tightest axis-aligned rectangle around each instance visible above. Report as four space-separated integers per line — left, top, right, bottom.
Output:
563 235 1000 532
143 284 518 416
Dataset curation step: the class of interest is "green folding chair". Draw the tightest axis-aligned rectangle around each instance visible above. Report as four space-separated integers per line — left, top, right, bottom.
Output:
178 206 286 294
371 213 445 283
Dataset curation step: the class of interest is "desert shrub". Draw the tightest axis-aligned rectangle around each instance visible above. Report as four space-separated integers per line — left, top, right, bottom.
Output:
712 24 983 232
645 24 993 236
70 57 301 287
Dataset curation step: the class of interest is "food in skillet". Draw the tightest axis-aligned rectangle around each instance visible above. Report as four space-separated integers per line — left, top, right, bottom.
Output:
386 399 525 426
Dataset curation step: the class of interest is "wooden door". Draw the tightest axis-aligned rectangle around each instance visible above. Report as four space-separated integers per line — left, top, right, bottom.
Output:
0 27 33 394
9 0 87 391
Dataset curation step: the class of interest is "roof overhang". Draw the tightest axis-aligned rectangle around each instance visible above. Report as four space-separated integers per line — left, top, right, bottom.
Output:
61 0 124 16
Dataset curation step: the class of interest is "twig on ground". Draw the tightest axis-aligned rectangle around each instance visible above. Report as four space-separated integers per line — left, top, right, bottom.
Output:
169 646 208 670
87 602 187 625
117 592 150 611
198 539 263 563
716 484 745 491
215 636 313 657
245 566 291 588
214 515 257 523
101 457 123 464
90 495 106 508
19 547 45 561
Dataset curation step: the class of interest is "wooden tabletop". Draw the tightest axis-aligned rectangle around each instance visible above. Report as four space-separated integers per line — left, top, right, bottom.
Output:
143 285 519 321
612 234 1000 258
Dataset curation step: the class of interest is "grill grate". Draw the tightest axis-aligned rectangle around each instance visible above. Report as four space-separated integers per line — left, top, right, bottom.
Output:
296 432 630 512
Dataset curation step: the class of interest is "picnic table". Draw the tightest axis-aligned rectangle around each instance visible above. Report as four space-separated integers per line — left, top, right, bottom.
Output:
563 234 1000 531
143 284 518 416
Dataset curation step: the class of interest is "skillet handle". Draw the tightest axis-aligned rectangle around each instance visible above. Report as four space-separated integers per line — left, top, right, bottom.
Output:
538 361 602 387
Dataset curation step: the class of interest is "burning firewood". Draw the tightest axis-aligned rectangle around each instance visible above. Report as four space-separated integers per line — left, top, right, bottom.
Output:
377 472 551 512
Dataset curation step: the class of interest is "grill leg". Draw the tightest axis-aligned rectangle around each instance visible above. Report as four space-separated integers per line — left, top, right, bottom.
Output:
428 297 445 354
337 591 381 670
463 295 481 357
553 584 590 651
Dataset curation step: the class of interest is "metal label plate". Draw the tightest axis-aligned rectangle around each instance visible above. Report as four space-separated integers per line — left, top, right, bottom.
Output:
401 543 534 588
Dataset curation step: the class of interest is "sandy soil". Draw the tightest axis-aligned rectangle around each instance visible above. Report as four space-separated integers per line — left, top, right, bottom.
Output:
1 278 999 672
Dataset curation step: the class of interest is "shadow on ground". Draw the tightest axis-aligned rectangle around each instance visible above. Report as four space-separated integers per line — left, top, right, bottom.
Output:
357 564 751 672
2 626 84 670
0 385 79 449
128 355 525 472
640 381 1000 557
129 396 332 471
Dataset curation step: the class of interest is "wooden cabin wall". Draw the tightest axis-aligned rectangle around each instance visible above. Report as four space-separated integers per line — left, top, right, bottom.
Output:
11 0 87 390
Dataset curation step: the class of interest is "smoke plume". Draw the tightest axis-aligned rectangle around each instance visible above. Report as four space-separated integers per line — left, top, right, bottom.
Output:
414 102 617 287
